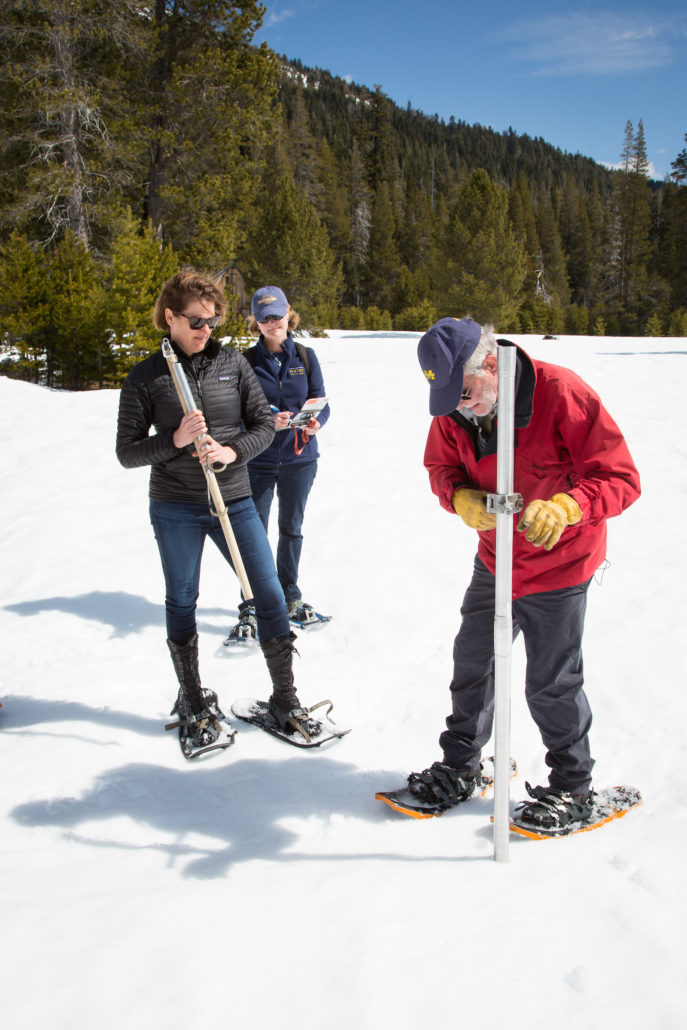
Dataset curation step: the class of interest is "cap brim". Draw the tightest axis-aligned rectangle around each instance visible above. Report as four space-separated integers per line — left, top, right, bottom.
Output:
254 306 288 320
429 378 463 416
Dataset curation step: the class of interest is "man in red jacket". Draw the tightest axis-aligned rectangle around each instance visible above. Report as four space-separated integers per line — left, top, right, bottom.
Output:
406 317 640 831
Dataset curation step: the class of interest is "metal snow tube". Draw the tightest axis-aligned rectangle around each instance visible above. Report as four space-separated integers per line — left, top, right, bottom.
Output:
487 342 522 863
161 338 254 602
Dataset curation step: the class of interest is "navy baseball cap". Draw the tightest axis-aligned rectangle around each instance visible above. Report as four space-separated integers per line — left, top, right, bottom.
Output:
251 286 289 321
417 317 482 415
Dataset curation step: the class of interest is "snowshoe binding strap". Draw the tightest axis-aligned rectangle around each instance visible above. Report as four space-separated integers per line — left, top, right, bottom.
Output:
516 782 595 830
306 699 335 722
266 699 336 745
267 702 313 743
407 763 478 807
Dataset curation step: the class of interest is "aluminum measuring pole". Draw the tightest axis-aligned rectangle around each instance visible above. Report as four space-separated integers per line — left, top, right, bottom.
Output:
161 338 253 602
487 342 522 863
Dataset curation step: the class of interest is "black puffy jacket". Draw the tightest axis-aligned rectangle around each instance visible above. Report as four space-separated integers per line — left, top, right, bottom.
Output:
116 337 275 504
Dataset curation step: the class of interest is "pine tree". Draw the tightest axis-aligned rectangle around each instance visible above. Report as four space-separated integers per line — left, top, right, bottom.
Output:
0 0 146 249
0 233 52 382
104 209 178 378
437 169 527 326
313 137 351 269
397 173 436 273
363 182 401 311
285 85 322 207
609 120 652 331
656 134 687 311
365 87 395 192
0 231 106 388
346 141 372 307
141 1 277 266
245 176 343 327
670 134 687 184
534 187 570 308
558 176 595 308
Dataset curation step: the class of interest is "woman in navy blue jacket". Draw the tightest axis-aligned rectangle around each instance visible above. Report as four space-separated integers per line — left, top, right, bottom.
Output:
235 286 329 630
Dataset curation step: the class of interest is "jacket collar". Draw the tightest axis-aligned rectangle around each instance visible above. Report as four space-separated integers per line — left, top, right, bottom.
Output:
256 333 294 358
169 335 221 368
511 344 535 428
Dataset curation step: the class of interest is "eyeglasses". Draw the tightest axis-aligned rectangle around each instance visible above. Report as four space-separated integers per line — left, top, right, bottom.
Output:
258 313 284 323
178 312 221 330
460 373 477 402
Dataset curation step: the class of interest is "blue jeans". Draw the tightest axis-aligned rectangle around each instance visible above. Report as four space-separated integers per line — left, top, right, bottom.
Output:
441 557 594 792
149 498 290 644
248 460 318 604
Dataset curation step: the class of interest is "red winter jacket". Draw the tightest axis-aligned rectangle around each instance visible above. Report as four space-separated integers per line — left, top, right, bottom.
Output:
423 346 641 598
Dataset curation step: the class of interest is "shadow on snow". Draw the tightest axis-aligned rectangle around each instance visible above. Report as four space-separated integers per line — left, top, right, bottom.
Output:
3 590 234 639
10 757 493 878
0 695 162 738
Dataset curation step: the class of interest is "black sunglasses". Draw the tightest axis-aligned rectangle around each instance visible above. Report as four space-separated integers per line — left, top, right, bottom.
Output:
258 313 284 323
178 312 221 330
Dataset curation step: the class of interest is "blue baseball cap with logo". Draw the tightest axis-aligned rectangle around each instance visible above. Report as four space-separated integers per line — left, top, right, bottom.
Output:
251 286 289 321
417 317 482 415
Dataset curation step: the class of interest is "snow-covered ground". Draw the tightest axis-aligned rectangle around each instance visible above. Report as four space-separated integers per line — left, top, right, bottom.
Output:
2 331 686 1029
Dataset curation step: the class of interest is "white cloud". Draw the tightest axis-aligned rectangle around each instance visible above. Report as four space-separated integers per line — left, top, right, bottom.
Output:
264 7 297 28
501 12 686 76
601 159 661 179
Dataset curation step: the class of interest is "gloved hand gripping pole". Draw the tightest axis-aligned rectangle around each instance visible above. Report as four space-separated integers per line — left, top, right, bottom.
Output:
161 338 253 601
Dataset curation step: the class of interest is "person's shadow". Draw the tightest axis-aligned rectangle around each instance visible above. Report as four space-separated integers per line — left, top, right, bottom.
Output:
4 590 234 639
10 755 490 878
1 695 162 740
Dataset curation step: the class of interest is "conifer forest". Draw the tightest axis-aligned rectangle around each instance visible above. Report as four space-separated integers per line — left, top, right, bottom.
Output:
1 1 686 388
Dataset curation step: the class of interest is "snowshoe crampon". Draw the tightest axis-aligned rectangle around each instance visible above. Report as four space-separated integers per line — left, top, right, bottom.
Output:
376 757 517 819
230 697 350 748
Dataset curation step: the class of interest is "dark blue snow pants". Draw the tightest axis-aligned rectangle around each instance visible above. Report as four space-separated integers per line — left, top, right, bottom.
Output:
440 556 594 792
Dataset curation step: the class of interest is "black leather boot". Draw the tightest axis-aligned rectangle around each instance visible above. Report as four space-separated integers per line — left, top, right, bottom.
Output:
260 632 309 734
167 634 216 718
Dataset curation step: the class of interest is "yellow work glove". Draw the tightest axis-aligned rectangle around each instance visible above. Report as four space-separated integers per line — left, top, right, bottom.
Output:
452 488 497 531
516 493 582 550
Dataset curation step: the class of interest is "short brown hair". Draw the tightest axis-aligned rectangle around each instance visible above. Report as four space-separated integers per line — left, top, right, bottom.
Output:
153 267 228 331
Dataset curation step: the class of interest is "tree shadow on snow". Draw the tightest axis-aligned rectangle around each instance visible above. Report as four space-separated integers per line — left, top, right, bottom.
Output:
10 757 490 878
3 591 233 639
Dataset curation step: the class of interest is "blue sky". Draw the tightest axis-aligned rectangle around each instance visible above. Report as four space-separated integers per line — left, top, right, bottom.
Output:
255 0 687 180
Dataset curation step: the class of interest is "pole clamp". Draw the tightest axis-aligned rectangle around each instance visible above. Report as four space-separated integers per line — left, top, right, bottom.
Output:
486 492 523 516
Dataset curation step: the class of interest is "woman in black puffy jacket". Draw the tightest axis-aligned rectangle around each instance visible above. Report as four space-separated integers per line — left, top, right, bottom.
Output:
116 268 312 748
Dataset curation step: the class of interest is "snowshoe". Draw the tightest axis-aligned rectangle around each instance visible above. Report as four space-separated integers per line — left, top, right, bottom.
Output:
376 756 517 819
230 697 351 748
507 784 642 840
224 601 258 646
166 688 236 760
288 601 331 628
515 782 594 831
